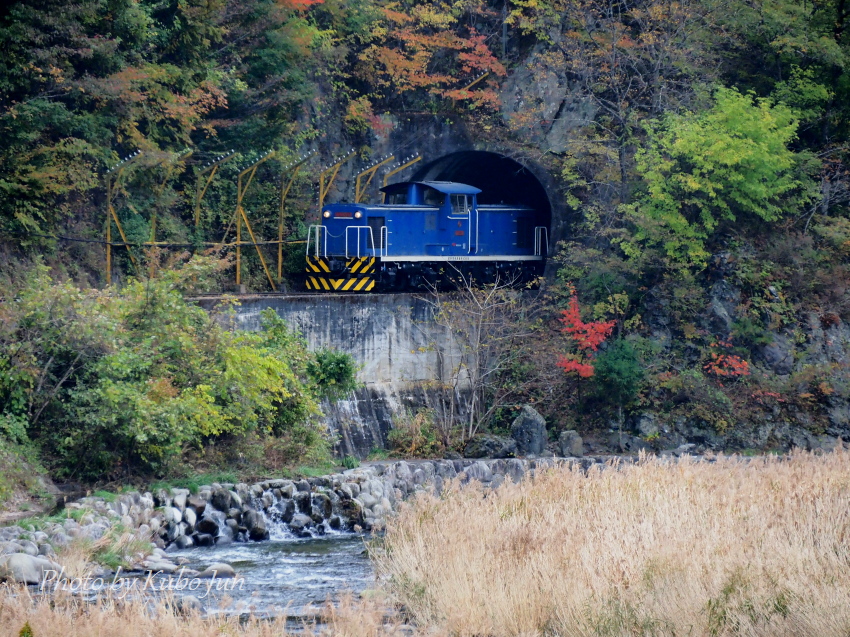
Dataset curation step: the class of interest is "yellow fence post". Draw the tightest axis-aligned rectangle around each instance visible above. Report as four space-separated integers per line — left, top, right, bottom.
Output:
225 150 277 290
382 154 423 200
355 155 395 203
104 150 143 284
278 151 316 282
194 150 237 229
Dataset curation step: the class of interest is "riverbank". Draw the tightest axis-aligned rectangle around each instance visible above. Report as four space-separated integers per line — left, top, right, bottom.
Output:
3 449 850 636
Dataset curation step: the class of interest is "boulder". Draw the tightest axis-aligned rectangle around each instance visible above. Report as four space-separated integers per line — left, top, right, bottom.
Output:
558 430 584 457
193 533 215 547
197 562 236 579
295 479 311 492
211 488 232 512
18 541 39 557
242 508 269 541
172 492 188 512
176 594 202 614
196 516 220 536
38 544 55 557
0 554 61 585
173 536 194 549
464 461 493 483
294 491 312 514
464 434 517 459
0 542 23 555
289 513 313 536
510 405 548 456
182 507 197 532
311 493 332 519
275 499 295 523
261 491 274 510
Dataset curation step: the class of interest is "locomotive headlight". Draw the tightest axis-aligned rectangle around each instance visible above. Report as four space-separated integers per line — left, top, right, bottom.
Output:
354 211 362 219
323 210 331 218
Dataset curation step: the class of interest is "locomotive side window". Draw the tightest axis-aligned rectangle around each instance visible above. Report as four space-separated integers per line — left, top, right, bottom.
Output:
423 188 445 207
422 188 446 208
451 194 469 215
387 192 407 205
368 216 385 249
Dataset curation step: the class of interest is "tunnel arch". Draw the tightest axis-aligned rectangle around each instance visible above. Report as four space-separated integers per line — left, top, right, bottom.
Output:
410 151 552 235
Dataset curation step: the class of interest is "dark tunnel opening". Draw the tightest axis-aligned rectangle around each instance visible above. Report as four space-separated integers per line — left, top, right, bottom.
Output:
411 151 552 233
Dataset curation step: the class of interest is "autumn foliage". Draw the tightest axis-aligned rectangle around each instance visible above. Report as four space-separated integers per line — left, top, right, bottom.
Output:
357 1 505 110
557 293 616 378
704 341 750 378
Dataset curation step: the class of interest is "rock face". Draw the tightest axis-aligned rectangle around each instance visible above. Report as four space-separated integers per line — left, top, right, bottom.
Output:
511 405 548 456
464 434 517 458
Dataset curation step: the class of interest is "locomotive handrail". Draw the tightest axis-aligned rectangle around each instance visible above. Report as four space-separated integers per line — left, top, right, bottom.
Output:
306 225 327 258
381 226 388 256
534 226 549 257
469 207 479 255
345 225 385 258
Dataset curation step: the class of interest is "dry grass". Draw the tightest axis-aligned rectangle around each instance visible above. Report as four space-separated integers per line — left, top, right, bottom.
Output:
374 450 850 637
0 587 414 637
6 451 850 637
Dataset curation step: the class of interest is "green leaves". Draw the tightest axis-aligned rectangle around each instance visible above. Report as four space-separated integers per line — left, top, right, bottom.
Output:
0 259 339 479
624 87 818 267
307 348 360 400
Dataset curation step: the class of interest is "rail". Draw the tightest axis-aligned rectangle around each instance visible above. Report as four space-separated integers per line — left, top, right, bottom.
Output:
345 225 387 258
306 225 327 258
534 226 549 257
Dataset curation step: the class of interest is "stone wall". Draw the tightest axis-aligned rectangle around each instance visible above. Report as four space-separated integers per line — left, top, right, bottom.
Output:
0 457 605 585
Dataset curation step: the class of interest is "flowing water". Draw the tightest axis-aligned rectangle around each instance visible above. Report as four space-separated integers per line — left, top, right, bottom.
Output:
167 531 375 619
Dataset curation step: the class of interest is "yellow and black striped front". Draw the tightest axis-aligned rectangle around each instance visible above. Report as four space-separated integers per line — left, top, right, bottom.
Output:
305 256 376 292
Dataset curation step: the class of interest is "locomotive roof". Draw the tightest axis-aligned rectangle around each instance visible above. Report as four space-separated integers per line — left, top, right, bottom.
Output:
380 180 482 195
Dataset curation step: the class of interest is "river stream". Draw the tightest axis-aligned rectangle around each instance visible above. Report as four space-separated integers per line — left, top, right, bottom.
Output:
167 532 374 619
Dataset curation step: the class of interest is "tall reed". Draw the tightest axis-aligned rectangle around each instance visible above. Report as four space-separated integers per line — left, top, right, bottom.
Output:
374 450 850 636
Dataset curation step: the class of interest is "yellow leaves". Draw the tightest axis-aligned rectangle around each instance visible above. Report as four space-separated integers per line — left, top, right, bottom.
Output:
409 4 458 29
145 377 179 402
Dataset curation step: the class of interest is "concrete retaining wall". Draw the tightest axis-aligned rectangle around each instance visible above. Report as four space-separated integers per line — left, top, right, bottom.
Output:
198 294 465 458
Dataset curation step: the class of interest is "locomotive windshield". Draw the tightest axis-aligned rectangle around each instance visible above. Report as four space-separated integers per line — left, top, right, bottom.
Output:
387 192 407 205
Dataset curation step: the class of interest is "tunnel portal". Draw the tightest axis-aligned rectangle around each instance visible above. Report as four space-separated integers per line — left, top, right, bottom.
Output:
411 150 552 233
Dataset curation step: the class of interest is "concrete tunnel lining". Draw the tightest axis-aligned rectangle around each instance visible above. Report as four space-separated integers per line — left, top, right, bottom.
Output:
411 150 553 235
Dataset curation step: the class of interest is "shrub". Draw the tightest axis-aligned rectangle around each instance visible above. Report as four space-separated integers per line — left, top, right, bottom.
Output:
387 409 442 459
342 455 360 469
0 259 334 480
659 369 734 433
307 348 360 400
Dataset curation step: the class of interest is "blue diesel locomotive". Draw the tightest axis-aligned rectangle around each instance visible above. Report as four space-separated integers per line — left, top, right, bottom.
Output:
304 181 548 292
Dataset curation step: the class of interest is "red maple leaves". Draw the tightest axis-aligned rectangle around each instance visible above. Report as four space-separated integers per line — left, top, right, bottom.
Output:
556 294 615 379
704 340 750 378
